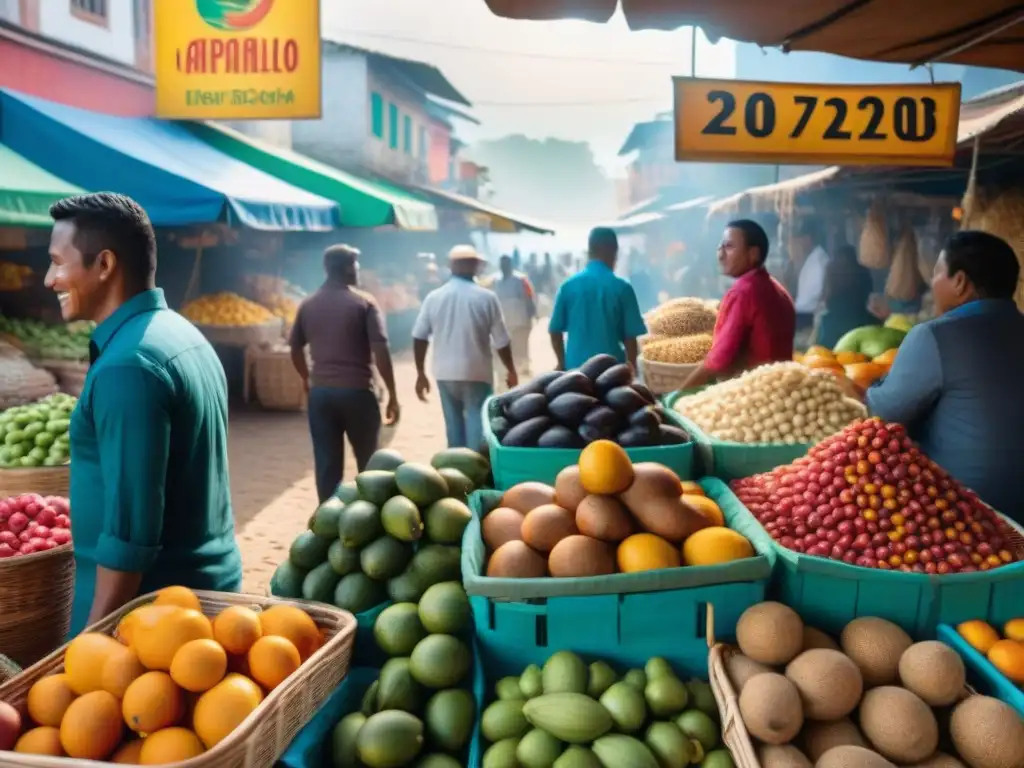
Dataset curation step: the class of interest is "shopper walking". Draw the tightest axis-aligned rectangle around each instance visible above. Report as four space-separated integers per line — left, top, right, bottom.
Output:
491 254 537 388
413 245 517 451
290 245 400 503
45 193 242 637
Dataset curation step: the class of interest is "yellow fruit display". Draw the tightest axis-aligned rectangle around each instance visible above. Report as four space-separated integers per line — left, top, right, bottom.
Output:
111 738 146 763
683 494 725 527
133 608 214 670
1004 618 1024 642
987 640 1024 683
247 635 301 691
116 604 181 646
192 674 264 749
181 292 275 327
122 671 184 734
15 726 64 755
153 585 203 612
101 645 146 698
65 632 126 694
578 440 634 496
26 673 76 727
170 639 228 693
617 533 682 573
59 690 124 760
258 604 322 661
213 605 263 655
957 620 1002 654
140 727 205 764
682 527 756 566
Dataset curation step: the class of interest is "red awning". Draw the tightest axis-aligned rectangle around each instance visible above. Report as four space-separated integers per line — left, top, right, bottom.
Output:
482 1 1024 72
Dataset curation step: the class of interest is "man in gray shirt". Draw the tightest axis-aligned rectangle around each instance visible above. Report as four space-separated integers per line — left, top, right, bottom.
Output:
290 245 399 501
866 230 1023 525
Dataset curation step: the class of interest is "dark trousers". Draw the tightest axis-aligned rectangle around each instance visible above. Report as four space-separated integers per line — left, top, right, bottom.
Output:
308 386 381 502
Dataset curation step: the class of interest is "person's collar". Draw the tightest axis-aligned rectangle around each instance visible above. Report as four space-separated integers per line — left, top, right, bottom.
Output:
90 288 167 361
943 297 1017 319
586 259 612 272
736 266 768 282
451 273 476 282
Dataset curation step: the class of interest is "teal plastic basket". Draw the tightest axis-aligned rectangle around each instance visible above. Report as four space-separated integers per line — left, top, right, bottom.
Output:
483 397 696 489
937 624 1024 717
462 478 773 671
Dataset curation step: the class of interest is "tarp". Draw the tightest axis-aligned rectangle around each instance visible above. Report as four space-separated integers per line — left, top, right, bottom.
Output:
412 185 556 234
0 143 84 228
0 90 338 231
482 1 1024 72
183 122 438 231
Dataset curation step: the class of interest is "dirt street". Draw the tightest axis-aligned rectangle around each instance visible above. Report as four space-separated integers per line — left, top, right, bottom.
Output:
232 323 555 593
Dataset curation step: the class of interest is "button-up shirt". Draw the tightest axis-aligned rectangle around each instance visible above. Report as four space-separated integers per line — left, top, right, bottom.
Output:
69 289 242 636
548 260 647 369
794 245 830 314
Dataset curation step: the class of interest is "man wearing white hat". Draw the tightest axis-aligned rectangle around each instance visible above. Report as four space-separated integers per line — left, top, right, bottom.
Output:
413 245 518 451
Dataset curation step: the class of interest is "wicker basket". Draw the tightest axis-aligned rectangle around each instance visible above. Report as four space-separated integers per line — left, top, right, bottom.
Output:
244 347 306 412
0 465 69 499
638 357 699 395
0 590 357 768
0 544 74 667
196 319 284 348
708 643 762 768
34 360 89 398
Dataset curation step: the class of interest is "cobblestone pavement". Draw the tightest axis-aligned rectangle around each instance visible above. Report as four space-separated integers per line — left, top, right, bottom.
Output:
232 323 556 593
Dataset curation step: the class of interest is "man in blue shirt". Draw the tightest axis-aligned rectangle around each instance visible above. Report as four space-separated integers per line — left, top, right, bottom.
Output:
866 230 1024 525
44 193 242 636
549 227 647 371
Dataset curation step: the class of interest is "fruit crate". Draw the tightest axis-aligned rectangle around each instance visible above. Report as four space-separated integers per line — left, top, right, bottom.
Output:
483 397 697 490
462 478 774 670
937 624 1024 717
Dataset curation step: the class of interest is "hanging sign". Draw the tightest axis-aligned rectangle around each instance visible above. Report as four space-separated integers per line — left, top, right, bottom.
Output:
673 78 961 167
155 0 321 120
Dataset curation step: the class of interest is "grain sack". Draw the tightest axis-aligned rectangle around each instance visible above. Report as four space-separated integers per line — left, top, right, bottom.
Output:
641 333 714 364
644 298 718 336
859 199 890 269
886 224 922 302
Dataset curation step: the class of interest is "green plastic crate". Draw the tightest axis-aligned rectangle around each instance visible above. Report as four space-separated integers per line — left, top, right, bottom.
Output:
483 397 697 489
938 624 1024 717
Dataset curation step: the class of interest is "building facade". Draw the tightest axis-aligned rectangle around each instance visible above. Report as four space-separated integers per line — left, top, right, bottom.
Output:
0 0 154 115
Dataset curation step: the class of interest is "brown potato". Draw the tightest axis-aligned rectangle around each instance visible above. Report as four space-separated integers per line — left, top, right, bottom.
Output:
482 507 525 551
521 504 578 553
487 540 547 578
501 482 556 514
548 535 616 578
575 495 634 542
554 465 588 512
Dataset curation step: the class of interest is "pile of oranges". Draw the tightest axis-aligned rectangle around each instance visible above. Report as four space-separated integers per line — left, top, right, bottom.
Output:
957 618 1024 686
8 586 322 763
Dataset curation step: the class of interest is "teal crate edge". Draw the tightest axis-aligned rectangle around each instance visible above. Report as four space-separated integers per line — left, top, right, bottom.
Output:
937 624 1024 717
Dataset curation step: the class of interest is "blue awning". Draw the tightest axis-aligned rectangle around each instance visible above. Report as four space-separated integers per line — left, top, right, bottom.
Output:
0 89 339 231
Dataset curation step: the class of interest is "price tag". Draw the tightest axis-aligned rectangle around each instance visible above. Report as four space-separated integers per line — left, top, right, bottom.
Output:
673 79 961 167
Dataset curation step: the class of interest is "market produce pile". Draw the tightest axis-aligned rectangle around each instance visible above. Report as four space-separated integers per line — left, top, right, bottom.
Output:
271 447 489 613
0 349 58 409
331 582 476 767
0 586 325 760
641 299 719 365
0 393 75 468
0 493 70 557
181 292 275 327
642 334 714 365
673 362 866 445
484 441 755 579
0 261 32 291
0 317 93 360
724 602 1024 768
478 651 732 768
956 618 1024 687
732 418 1021 572
492 354 690 448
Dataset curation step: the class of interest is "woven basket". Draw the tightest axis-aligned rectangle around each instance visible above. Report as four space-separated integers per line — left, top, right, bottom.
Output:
638 358 699 395
0 465 69 498
0 590 357 768
708 643 759 768
196 319 284 348
244 348 306 412
0 544 74 667
34 360 89 397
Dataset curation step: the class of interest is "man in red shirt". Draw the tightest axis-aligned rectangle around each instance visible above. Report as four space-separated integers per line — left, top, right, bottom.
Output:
682 219 795 389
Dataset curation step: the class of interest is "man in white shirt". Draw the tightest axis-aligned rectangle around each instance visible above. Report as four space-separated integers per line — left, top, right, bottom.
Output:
793 220 830 337
489 254 537 388
413 246 518 451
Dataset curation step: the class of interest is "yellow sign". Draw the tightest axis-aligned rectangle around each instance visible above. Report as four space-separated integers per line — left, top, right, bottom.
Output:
673 79 961 167
155 0 321 120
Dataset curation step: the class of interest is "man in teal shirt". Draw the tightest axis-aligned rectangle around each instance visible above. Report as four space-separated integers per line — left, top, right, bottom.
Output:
549 227 647 370
44 193 242 637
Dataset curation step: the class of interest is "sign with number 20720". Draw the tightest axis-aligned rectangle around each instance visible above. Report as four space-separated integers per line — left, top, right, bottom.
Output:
673 78 961 167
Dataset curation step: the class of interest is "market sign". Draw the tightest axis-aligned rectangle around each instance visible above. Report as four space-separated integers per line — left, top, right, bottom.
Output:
154 0 321 120
673 79 961 167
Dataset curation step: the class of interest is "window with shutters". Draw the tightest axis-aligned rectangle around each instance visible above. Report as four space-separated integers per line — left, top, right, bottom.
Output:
71 0 107 25
370 93 384 139
388 103 399 150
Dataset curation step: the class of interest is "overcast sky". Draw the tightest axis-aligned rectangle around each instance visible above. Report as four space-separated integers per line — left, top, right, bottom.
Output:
322 0 736 173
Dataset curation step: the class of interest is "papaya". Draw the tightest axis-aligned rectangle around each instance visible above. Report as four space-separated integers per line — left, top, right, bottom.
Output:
430 447 490 486
365 448 405 471
395 463 449 507
289 530 331 570
355 471 398 506
522 693 613 743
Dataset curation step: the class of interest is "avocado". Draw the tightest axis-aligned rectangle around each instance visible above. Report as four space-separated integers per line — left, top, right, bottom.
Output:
289 530 331 570
436 467 474 499
334 480 360 504
605 386 648 415
579 353 619 382
381 495 424 542
361 535 414 580
269 560 307 598
338 500 384 548
595 363 632 394
658 424 691 445
356 711 425 768
365 448 406 472
618 426 655 447
628 407 661 436
375 603 428 656
582 405 622 435
490 416 512 441
502 416 552 447
302 561 341 603
548 392 599 428
424 688 476 754
545 370 594 400
430 447 491 486
538 425 583 448
327 539 361 576
388 567 427 603
311 496 346 538
362 680 379 716
334 572 389 614
395 462 450 507
632 382 656 404
507 393 548 424
424 497 473 544
376 657 425 713
411 544 463 584
331 712 365 768
356 470 399 506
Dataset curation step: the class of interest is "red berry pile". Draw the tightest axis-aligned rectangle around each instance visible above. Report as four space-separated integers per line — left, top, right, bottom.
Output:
731 418 1020 573
0 494 71 558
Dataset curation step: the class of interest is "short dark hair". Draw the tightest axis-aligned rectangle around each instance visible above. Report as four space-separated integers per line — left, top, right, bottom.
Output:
727 219 770 264
588 227 618 254
49 193 156 287
324 244 359 280
796 218 824 243
943 230 1019 299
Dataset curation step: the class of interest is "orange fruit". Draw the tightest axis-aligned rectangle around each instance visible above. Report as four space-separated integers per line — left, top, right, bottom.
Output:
14 726 64 755
805 345 833 359
258 605 320 661
248 635 301 691
987 639 1024 684
679 481 705 497
1003 618 1024 643
873 348 899 366
59 690 124 760
152 586 202 612
683 494 724 526
844 362 887 388
616 533 681 573
117 605 181 646
134 608 214 671
101 645 147 699
192 674 264 749
578 439 634 496
835 351 868 365
64 632 126 695
111 738 146 763
682 527 756 566
958 620 1001 654
27 673 77 727
139 727 205 764
213 606 263 655
122 671 185 734
170 639 228 693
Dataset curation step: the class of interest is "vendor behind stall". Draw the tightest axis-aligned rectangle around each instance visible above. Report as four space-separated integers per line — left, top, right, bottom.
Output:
865 230 1024 524
813 245 876 349
681 220 796 389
